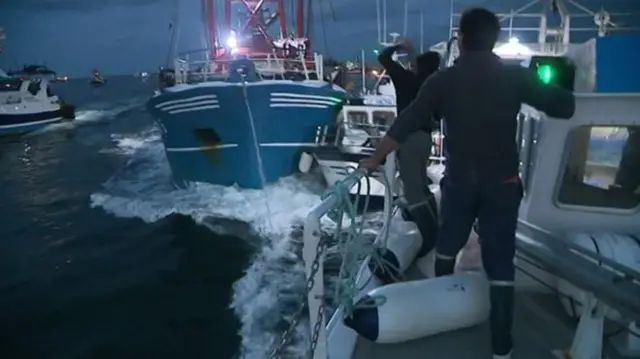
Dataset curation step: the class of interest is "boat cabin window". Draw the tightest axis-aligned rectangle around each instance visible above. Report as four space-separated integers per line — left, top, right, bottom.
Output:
372 110 395 129
27 80 41 95
344 110 369 129
0 78 22 92
557 125 640 210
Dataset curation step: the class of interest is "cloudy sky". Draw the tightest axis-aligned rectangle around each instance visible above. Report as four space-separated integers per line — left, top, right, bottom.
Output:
0 0 637 76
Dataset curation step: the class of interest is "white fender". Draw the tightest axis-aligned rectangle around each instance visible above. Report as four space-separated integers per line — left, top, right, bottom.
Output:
426 164 445 184
298 152 314 173
345 272 490 343
557 232 640 320
370 220 421 282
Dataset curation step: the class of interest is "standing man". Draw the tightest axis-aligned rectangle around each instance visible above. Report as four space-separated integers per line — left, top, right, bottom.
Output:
361 8 575 359
377 39 441 258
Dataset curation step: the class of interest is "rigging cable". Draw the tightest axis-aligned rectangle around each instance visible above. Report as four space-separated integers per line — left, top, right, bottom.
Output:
318 0 331 57
166 0 181 67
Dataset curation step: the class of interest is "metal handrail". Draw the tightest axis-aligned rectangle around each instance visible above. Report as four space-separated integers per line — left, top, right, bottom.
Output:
517 220 640 322
303 153 396 359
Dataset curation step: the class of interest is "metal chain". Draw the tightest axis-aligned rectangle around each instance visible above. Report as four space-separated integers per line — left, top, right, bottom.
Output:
269 235 325 359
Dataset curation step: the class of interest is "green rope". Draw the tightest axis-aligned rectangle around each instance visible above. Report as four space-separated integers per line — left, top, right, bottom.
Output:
321 169 399 318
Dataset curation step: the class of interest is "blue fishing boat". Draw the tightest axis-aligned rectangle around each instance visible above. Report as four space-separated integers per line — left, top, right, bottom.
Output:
147 0 346 189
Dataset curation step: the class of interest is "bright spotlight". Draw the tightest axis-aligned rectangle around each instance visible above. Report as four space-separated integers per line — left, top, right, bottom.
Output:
226 31 237 48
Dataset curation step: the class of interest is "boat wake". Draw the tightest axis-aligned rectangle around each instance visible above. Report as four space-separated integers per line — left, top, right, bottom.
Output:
29 97 146 135
90 125 383 358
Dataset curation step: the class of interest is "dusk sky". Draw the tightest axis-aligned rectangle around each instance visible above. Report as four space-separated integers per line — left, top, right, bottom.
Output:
1 0 638 77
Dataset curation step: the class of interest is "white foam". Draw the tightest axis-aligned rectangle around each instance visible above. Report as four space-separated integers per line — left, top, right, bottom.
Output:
29 98 145 135
91 125 380 358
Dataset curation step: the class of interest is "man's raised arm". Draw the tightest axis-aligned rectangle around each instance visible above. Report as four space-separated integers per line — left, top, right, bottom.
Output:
368 73 441 162
518 66 575 119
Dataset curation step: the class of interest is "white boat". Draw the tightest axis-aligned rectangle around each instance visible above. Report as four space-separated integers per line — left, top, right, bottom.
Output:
290 92 640 359
283 8 640 358
299 103 444 209
0 77 75 135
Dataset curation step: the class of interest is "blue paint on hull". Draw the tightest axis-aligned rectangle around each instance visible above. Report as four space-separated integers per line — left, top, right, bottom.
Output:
147 70 346 189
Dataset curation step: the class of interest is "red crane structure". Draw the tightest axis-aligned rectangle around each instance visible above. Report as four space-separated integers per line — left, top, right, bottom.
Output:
204 0 310 59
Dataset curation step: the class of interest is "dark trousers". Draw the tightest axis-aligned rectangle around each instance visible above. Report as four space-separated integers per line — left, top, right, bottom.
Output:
397 131 438 257
434 174 522 356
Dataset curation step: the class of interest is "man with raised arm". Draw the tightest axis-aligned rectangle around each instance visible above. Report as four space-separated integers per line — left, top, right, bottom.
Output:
377 39 441 259
361 7 575 359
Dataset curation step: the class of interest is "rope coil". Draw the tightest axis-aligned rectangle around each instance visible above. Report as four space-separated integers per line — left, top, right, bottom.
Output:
322 166 399 318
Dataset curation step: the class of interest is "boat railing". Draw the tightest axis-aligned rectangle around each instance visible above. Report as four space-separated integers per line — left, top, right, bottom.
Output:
297 159 640 359
300 153 397 359
312 108 445 163
172 49 325 84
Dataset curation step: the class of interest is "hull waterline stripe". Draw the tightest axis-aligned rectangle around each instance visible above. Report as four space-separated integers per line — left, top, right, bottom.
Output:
167 105 220 114
269 104 328 109
259 142 318 147
270 98 336 105
155 95 218 108
0 117 62 129
161 99 219 111
271 93 342 102
165 144 238 152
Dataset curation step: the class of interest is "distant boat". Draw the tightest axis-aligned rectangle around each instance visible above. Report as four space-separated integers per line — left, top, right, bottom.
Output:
89 69 106 86
0 77 76 135
7 64 57 80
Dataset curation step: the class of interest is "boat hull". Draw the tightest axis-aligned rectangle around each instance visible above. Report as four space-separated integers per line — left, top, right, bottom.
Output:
0 109 68 135
305 145 390 210
148 79 346 189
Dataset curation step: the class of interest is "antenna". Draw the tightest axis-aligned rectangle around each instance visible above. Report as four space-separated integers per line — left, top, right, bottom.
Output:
376 0 381 43
382 0 387 43
402 0 408 37
420 10 424 53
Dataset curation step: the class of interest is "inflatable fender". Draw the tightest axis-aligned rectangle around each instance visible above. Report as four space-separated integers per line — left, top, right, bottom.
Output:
426 164 445 185
557 232 640 320
298 152 314 173
426 164 444 211
344 272 490 343
369 220 421 283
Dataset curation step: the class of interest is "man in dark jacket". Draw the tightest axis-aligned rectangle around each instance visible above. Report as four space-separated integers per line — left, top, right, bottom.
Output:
378 40 441 258
361 8 575 359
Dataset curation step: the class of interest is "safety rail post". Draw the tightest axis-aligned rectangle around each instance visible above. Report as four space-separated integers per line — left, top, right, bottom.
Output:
299 52 309 80
303 153 396 359
303 170 367 359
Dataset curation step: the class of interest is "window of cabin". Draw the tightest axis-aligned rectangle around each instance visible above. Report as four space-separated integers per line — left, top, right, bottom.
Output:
341 110 372 147
344 110 369 129
0 78 22 92
557 125 640 210
372 110 394 129
27 80 41 95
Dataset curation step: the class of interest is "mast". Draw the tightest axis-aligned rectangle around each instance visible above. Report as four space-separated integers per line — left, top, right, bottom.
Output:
207 0 216 57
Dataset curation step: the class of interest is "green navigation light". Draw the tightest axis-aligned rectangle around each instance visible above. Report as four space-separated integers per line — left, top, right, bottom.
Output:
537 65 554 84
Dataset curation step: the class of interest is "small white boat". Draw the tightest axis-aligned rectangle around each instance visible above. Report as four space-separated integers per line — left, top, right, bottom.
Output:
299 103 444 209
0 77 75 135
